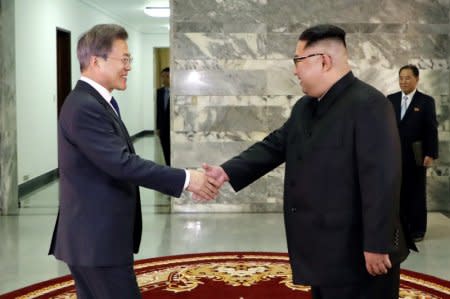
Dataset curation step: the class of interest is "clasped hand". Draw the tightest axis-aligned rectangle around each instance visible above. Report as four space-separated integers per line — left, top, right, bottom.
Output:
187 163 230 201
364 251 392 276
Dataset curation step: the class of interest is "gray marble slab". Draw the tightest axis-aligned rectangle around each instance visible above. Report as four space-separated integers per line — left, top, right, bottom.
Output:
173 70 267 95
173 33 266 60
359 0 449 23
0 0 18 215
171 0 450 212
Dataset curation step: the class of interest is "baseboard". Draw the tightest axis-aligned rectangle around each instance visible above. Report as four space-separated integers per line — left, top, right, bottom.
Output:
18 130 154 199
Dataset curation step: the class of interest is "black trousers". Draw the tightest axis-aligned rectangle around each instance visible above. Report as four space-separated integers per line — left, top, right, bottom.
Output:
69 264 141 299
160 131 170 166
401 164 427 237
311 264 400 299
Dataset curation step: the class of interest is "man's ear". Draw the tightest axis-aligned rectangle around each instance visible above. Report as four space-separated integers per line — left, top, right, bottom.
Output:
91 55 100 69
322 54 332 71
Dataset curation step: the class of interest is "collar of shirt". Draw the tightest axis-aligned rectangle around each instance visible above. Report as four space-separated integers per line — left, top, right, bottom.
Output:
401 89 417 107
80 76 118 115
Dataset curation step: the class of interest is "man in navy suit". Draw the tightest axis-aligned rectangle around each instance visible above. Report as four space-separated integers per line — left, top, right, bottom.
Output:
204 24 410 299
156 67 171 165
387 65 439 243
49 24 219 299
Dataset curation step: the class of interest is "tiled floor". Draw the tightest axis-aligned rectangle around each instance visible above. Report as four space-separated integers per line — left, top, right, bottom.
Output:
0 137 449 295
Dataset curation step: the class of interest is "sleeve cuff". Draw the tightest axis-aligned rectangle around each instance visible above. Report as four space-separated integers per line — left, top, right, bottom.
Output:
183 169 190 190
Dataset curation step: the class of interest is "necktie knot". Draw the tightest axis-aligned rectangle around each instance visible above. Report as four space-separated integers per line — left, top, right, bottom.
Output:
110 97 121 118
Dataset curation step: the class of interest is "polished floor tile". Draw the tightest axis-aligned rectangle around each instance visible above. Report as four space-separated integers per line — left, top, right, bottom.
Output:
0 137 449 294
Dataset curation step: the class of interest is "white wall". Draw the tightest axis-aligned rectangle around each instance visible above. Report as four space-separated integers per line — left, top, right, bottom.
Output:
15 0 163 183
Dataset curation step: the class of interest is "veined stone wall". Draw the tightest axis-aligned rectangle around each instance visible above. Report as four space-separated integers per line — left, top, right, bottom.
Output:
170 0 449 213
0 0 18 215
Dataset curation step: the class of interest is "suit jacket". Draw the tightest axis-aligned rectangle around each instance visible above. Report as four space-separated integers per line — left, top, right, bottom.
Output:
49 80 186 267
222 72 409 286
387 91 438 167
156 87 170 137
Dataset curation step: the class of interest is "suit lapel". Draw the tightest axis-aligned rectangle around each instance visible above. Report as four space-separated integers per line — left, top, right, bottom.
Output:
75 81 136 153
116 119 136 154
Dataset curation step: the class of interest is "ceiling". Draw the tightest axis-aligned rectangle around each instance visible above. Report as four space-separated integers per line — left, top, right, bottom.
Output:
80 0 170 34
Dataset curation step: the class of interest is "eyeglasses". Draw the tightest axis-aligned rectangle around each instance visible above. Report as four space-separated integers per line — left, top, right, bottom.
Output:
293 53 324 66
108 56 133 66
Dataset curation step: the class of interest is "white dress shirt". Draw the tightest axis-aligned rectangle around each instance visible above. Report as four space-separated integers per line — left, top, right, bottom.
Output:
80 76 119 116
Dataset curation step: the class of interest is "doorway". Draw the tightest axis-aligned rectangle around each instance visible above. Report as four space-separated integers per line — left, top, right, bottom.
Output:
153 47 171 206
56 28 71 118
154 47 170 166
154 47 170 89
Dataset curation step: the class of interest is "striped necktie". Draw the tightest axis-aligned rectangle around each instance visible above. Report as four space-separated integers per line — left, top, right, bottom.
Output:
110 97 121 118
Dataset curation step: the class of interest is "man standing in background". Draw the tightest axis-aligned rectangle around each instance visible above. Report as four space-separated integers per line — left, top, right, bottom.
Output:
387 65 439 243
156 67 171 165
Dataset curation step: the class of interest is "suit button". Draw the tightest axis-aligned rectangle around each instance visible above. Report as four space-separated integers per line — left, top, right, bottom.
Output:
291 207 297 213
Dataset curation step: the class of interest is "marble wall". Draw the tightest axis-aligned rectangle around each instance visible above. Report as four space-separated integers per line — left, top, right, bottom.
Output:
171 0 450 212
0 0 18 215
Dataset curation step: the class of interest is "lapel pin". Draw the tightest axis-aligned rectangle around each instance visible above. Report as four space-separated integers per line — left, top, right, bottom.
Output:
414 107 420 112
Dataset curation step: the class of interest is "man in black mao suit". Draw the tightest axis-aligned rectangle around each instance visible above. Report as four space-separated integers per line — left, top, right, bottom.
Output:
387 65 439 243
204 24 411 299
156 67 171 165
48 24 218 299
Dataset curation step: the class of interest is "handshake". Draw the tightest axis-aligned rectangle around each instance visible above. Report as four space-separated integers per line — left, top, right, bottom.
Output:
186 163 230 201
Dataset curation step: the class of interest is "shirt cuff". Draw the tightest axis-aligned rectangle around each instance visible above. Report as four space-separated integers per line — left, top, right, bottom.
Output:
183 169 190 190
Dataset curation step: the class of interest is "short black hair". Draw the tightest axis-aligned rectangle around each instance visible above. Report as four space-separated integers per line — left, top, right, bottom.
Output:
299 24 346 48
161 67 170 73
399 64 419 77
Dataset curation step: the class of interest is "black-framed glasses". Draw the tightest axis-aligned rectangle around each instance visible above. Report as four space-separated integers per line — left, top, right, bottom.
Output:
108 56 133 66
293 53 324 66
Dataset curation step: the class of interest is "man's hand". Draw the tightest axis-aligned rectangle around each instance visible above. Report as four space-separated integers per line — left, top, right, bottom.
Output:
187 170 220 201
423 156 434 168
202 163 229 188
364 251 392 276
